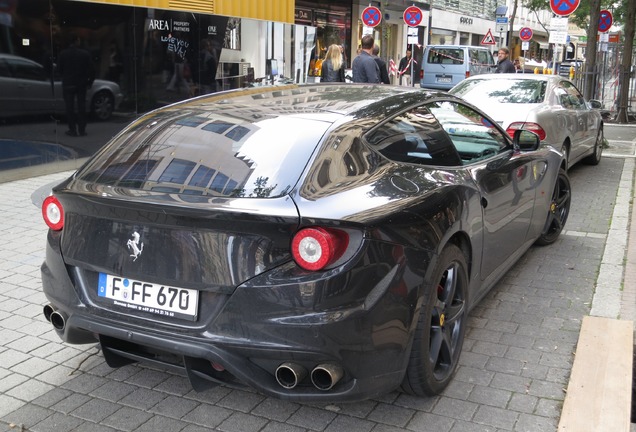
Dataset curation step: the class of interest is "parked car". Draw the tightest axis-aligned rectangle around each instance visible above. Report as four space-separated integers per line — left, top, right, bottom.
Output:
40 83 570 402
420 45 496 90
449 74 603 169
0 53 123 120
559 59 584 77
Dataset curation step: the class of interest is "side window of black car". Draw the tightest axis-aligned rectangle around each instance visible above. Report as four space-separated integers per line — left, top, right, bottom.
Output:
427 100 508 164
365 105 463 167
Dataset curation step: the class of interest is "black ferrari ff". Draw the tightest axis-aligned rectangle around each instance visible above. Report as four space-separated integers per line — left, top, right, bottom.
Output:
40 84 570 402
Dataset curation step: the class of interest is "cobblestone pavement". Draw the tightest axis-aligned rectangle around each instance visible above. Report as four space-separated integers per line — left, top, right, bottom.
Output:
0 129 634 432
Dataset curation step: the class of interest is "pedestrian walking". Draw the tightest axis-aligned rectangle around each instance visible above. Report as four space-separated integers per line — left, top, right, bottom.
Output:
352 35 380 83
372 45 390 84
321 44 346 83
495 47 516 73
58 34 95 137
398 48 418 86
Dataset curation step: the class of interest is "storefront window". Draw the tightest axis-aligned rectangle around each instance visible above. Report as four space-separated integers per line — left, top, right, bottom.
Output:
0 0 314 179
296 0 351 80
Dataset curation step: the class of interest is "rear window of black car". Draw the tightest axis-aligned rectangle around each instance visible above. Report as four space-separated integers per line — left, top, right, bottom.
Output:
75 112 331 198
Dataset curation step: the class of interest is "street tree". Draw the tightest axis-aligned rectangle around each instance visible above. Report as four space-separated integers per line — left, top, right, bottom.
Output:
523 0 634 104
615 0 634 123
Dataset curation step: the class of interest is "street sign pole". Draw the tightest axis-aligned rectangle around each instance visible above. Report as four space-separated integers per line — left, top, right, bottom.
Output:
404 6 423 87
519 28 533 73
520 47 525 73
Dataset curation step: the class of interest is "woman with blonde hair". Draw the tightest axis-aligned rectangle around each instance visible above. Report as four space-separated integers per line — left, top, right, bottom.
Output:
321 44 346 82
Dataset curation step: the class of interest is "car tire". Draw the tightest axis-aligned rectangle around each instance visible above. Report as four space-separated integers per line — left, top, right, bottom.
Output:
561 143 570 170
585 127 603 165
91 90 115 121
536 168 571 246
401 244 468 396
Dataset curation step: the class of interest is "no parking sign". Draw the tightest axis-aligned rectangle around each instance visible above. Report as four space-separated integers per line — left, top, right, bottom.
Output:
598 10 613 33
361 6 382 27
403 6 423 27
549 0 580 16
519 27 533 41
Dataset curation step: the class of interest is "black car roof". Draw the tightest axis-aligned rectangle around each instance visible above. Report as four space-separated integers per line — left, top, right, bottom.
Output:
147 83 446 126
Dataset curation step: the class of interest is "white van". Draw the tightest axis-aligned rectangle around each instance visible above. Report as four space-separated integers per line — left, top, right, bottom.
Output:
420 45 496 90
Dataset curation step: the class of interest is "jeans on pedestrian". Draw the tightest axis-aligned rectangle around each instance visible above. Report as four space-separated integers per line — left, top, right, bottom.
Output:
63 85 87 134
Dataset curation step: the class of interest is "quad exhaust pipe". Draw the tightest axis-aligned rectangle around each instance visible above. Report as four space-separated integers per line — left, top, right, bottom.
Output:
43 304 67 331
275 362 344 390
311 363 343 391
275 362 307 389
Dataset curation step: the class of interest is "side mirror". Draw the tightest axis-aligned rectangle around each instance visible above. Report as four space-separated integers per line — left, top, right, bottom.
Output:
589 99 603 109
513 129 540 152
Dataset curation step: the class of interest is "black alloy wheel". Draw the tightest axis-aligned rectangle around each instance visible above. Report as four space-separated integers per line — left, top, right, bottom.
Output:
536 168 571 246
401 244 468 396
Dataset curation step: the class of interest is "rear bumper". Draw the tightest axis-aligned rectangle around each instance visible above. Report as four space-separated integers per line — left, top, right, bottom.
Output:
41 232 430 402
46 310 404 401
420 81 454 91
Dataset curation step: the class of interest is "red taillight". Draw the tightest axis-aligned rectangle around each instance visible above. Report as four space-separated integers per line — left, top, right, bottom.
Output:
506 122 547 141
291 227 349 271
42 196 64 231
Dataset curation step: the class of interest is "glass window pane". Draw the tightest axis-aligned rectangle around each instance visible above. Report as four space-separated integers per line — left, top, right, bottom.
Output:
366 105 462 166
427 101 508 164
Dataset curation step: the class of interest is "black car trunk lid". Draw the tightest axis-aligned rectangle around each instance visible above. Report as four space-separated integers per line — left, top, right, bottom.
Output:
58 191 300 292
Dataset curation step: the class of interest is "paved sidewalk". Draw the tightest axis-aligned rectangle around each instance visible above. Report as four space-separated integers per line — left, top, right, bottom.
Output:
0 127 634 431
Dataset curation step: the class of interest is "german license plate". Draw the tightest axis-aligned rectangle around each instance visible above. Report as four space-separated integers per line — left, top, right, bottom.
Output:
436 76 452 83
98 273 198 321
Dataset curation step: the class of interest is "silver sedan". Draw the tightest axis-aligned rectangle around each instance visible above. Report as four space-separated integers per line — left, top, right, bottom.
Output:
0 53 123 121
449 73 604 169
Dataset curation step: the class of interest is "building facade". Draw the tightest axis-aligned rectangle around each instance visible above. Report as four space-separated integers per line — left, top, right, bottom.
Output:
1 0 563 174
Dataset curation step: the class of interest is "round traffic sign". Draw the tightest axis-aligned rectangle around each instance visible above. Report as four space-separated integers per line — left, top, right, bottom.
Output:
598 9 613 33
519 27 533 41
361 6 382 27
403 6 423 27
549 0 580 17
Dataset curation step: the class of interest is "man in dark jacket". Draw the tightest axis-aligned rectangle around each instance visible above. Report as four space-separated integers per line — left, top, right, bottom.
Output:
352 35 380 83
495 47 516 73
372 45 390 84
398 48 418 86
58 34 95 136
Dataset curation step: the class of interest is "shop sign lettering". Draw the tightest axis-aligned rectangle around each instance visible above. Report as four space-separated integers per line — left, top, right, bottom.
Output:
295 8 311 22
148 19 169 31
460 17 473 25
173 21 190 32
147 19 190 33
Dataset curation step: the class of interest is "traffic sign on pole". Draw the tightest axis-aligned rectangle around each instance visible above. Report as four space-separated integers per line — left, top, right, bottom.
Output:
549 0 580 17
598 10 613 33
481 29 496 45
519 27 533 41
403 6 423 27
361 6 382 27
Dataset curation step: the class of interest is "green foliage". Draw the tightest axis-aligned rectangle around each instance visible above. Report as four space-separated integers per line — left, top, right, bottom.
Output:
522 0 628 29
